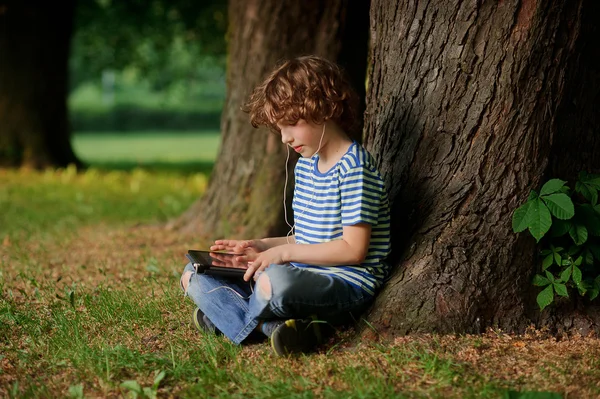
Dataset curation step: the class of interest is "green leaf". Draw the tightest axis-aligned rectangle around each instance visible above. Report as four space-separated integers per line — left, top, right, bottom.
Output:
554 252 562 266
550 219 571 237
528 199 552 242
576 181 595 204
537 284 554 310
572 266 583 286
532 274 551 287
553 283 569 297
542 254 553 270
568 223 588 245
545 270 555 282
575 204 600 236
528 190 539 200
559 185 570 194
559 267 571 283
589 244 600 261
120 380 143 393
153 370 166 388
540 179 567 196
512 201 533 233
591 276 600 301
584 249 594 265
578 171 600 189
574 255 583 266
68 384 84 399
143 387 156 399
541 193 575 220
576 176 599 205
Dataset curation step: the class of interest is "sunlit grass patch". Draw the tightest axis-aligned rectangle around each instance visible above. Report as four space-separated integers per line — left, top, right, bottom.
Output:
0 166 207 241
72 131 221 165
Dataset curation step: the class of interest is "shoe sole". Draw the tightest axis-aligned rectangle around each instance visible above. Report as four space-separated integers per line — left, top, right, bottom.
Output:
271 318 322 356
192 308 205 332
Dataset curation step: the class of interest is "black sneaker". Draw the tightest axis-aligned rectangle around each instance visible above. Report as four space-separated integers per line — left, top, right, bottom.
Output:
192 308 221 335
270 318 323 356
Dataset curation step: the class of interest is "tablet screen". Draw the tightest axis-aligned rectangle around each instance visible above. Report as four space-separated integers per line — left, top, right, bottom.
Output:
187 250 249 270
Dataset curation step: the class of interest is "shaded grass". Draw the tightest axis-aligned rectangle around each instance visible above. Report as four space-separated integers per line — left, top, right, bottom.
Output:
1 167 599 398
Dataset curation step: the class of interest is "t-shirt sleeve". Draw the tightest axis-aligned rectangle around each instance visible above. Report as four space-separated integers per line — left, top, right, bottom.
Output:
339 165 386 226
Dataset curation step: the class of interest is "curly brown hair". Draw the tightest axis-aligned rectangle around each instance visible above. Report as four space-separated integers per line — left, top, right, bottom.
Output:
243 55 359 135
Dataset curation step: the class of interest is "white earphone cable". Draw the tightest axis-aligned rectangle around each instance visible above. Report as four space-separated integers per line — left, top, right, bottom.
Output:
283 123 326 243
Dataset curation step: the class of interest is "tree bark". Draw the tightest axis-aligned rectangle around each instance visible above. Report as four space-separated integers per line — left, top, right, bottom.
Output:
0 1 81 168
363 0 598 336
173 0 370 239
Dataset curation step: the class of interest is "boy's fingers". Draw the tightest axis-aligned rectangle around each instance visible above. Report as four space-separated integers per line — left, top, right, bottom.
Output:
243 262 260 281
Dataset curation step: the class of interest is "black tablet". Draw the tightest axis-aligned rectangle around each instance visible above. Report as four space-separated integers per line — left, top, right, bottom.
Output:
186 250 248 278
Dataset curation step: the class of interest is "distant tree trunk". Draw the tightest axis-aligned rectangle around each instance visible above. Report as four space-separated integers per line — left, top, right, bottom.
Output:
0 1 81 168
173 0 370 239
362 0 600 337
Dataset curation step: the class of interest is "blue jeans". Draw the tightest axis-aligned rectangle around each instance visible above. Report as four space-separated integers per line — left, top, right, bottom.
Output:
181 262 373 344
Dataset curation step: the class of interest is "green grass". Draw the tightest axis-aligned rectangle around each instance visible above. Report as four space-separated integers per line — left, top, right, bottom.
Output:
0 133 597 398
0 166 207 241
72 131 220 171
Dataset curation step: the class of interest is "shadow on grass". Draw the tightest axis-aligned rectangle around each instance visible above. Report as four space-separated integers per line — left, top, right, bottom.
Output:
83 160 215 176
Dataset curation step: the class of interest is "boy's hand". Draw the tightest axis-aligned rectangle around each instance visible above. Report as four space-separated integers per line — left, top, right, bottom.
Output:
242 247 286 281
210 239 267 259
208 252 249 268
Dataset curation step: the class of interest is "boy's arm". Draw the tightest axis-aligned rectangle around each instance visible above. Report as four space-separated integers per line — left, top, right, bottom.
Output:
242 224 371 281
280 224 370 266
259 235 295 249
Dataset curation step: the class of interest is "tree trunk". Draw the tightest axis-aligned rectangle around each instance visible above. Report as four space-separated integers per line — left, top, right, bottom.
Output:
173 0 370 239
0 1 81 169
363 0 599 336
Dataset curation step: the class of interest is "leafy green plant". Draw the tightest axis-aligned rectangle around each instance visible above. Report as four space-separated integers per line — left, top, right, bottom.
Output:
513 172 600 310
120 370 166 399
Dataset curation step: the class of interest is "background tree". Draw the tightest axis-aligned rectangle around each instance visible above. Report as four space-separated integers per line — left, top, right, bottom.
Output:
363 0 600 337
0 1 79 168
0 0 227 168
173 0 370 239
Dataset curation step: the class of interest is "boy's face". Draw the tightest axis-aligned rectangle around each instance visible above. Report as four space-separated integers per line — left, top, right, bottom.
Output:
277 119 324 157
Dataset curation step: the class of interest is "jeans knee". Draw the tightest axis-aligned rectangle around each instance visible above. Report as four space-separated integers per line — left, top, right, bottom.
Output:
180 271 193 292
256 273 272 300
263 265 299 298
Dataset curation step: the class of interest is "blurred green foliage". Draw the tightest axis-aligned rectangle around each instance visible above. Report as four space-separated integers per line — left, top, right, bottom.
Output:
71 0 227 88
69 0 228 131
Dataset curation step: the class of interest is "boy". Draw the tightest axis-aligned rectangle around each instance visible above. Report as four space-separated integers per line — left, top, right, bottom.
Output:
181 55 391 356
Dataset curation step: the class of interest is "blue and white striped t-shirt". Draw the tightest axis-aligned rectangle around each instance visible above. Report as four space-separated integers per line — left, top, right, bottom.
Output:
291 141 391 296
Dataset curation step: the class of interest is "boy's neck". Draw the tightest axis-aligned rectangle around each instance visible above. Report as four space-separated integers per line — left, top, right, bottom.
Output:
316 122 353 172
